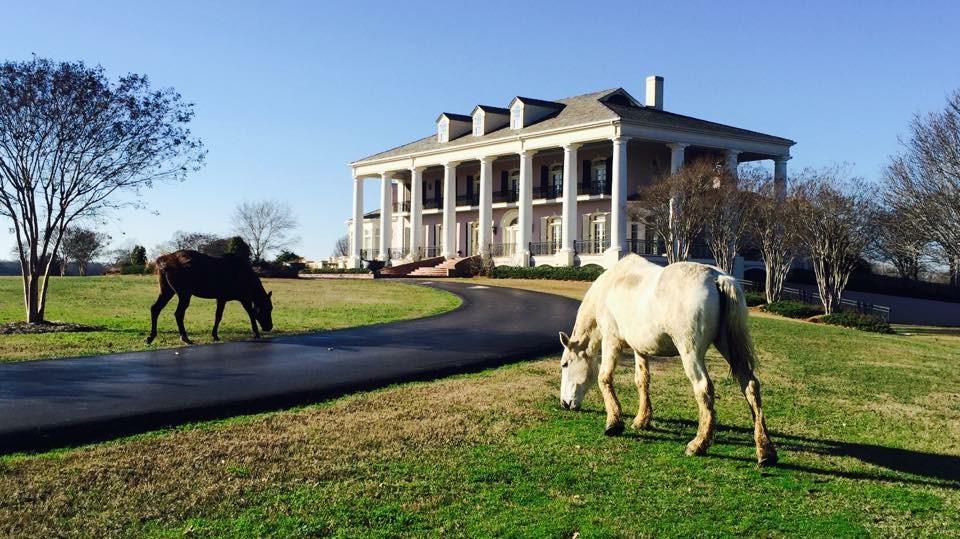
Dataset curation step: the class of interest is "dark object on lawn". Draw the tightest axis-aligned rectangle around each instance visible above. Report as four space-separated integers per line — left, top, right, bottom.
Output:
0 321 101 335
364 259 386 278
146 250 273 345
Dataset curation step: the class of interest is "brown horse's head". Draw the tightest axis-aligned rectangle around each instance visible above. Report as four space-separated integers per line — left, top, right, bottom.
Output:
252 290 273 332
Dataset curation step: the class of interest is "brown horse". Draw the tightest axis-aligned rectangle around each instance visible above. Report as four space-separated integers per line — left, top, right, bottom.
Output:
146 250 274 345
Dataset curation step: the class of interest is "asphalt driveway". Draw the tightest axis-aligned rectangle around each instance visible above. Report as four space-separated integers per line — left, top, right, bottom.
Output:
0 281 578 454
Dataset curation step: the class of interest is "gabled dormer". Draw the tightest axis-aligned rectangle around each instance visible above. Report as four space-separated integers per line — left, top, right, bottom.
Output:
508 96 564 130
598 88 645 108
436 113 473 143
471 105 510 136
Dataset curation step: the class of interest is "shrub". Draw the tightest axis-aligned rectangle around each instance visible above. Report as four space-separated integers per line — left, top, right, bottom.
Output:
821 312 892 333
490 264 605 281
744 291 767 307
763 300 823 319
119 263 152 275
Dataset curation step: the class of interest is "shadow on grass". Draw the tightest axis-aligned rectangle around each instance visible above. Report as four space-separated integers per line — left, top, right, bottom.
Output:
626 416 960 489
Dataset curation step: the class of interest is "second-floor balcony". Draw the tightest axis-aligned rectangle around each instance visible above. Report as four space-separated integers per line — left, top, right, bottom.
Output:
533 184 563 199
456 193 480 206
578 180 610 196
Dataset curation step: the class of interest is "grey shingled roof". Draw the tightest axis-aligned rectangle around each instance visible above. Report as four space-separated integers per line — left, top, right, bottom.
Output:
354 88 792 164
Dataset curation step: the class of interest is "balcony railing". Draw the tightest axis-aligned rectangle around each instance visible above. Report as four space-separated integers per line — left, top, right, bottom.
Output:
392 201 410 213
529 241 560 256
492 189 519 203
578 180 610 196
489 243 516 257
456 193 480 206
360 248 380 260
424 245 441 258
626 238 665 256
388 248 407 260
533 184 563 199
423 198 442 210
574 239 609 255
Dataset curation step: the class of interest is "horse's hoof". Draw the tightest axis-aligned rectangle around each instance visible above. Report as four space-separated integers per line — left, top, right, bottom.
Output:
145 336 155 345
632 417 652 430
758 447 779 468
180 337 194 345
212 335 220 342
604 422 624 436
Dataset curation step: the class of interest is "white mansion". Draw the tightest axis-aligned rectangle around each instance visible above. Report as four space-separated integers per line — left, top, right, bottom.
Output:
346 76 794 272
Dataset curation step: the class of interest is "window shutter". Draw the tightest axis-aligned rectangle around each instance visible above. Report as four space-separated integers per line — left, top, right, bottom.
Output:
466 175 474 197
605 158 612 189
540 165 548 191
500 170 508 193
582 160 591 188
539 217 548 243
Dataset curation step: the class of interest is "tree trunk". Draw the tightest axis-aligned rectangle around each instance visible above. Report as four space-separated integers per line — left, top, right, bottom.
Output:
23 272 43 323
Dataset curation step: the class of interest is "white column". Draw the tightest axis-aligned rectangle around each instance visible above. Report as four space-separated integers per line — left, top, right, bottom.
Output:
350 176 363 268
516 150 533 266
667 143 687 173
478 156 493 257
724 149 741 183
774 156 790 199
409 167 423 260
378 172 393 261
608 137 630 258
559 143 580 266
442 162 458 259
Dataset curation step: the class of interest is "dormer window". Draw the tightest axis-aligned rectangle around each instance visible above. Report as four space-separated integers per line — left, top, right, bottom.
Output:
510 104 522 129
473 112 483 136
438 117 449 143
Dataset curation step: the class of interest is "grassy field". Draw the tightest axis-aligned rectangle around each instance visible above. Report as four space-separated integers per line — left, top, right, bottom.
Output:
0 276 459 362
1 279 959 537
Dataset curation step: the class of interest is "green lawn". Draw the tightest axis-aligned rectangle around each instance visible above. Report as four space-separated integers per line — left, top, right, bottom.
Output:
0 276 459 362
1 280 959 537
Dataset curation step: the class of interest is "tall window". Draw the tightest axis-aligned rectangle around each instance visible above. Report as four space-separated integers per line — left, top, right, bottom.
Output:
509 169 520 192
438 118 449 143
550 164 563 195
473 114 483 136
549 217 563 249
592 160 607 185
510 105 522 129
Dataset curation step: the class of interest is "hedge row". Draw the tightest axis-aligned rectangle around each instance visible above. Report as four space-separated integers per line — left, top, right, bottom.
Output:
763 300 823 319
301 267 371 274
490 264 605 281
744 291 767 307
820 312 892 334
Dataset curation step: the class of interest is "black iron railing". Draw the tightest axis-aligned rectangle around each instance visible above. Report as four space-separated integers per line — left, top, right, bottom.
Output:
626 238 666 256
738 279 892 322
424 245 440 257
574 239 609 255
388 248 406 260
360 248 380 260
489 243 516 257
533 184 563 199
492 189 519 203
578 180 610 196
456 193 480 206
392 201 410 213
423 198 442 210
529 241 559 256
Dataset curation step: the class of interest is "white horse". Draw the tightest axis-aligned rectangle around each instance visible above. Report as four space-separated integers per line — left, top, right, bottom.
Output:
559 254 777 466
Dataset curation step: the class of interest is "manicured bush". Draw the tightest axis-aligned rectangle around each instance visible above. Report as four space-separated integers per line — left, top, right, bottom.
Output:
490 264 605 281
821 312 892 334
763 300 823 319
744 291 767 307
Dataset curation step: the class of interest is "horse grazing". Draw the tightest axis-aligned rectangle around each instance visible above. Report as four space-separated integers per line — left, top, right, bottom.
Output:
558 255 777 466
146 250 273 345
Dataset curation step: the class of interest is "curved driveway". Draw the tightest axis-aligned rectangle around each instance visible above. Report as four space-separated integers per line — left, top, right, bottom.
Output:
0 281 578 454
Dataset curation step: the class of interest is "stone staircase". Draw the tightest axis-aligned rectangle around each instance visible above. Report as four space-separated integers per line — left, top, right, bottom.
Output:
407 257 466 278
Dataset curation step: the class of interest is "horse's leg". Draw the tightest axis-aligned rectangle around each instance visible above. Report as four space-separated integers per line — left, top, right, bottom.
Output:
212 299 226 341
173 293 193 345
715 341 777 466
146 280 174 344
599 337 624 436
679 343 715 456
243 302 261 339
631 351 653 430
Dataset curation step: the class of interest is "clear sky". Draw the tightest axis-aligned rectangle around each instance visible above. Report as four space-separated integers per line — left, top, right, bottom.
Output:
2 0 958 261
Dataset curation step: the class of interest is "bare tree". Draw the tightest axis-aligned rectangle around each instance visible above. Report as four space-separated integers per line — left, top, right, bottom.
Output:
156 230 224 256
883 89 960 286
232 200 298 262
868 207 930 281
0 58 204 322
793 167 879 314
633 159 716 263
332 235 349 257
61 227 110 276
746 167 803 303
704 170 756 274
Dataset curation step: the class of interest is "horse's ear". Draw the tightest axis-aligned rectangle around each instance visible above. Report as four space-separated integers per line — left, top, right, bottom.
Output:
558 331 570 349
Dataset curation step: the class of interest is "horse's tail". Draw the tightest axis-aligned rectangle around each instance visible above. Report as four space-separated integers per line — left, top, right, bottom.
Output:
715 275 757 373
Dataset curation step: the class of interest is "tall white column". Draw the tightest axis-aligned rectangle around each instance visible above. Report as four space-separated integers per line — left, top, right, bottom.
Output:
350 176 363 268
667 143 687 173
442 161 458 258
666 143 687 260
724 149 741 183
774 156 790 200
559 143 580 266
379 172 393 261
608 137 630 259
478 156 493 257
516 150 534 266
409 167 423 260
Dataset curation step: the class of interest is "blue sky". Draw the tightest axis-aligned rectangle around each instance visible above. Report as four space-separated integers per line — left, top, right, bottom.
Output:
2 0 958 260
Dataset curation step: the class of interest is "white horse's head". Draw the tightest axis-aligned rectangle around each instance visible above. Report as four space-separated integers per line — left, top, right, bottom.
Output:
558 331 597 411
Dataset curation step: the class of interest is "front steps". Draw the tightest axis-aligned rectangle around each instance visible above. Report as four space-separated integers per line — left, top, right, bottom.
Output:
407 257 466 278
